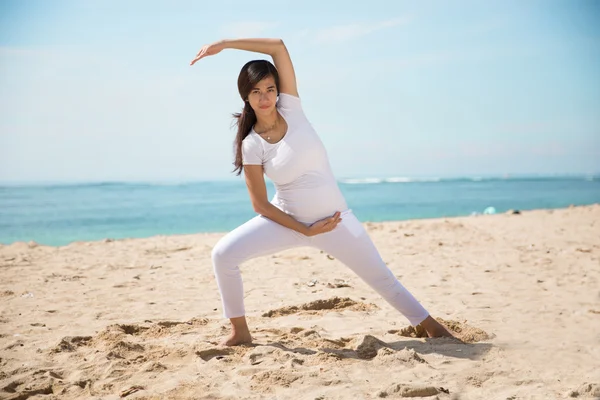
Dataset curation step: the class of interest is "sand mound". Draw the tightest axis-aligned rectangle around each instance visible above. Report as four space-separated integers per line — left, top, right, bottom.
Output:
568 382 600 398
398 324 429 338
398 319 491 343
374 347 427 366
354 334 389 359
261 296 376 317
437 318 491 343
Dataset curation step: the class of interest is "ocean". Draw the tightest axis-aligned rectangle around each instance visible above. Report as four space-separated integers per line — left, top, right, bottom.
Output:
1 175 598 247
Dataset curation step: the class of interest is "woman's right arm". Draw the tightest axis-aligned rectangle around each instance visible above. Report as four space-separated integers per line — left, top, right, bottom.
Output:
244 165 341 236
189 38 298 97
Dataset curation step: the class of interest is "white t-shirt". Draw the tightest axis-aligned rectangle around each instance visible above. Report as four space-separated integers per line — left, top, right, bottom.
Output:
242 93 348 223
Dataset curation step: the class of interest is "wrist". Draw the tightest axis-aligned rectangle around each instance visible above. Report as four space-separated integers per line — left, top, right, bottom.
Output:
215 39 229 50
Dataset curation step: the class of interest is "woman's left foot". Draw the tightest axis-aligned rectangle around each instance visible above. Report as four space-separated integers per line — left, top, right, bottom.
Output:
419 316 454 338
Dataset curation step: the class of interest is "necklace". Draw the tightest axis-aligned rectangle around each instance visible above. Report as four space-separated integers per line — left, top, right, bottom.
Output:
256 117 279 141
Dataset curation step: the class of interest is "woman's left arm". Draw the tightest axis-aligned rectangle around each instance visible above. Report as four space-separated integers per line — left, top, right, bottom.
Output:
190 38 299 97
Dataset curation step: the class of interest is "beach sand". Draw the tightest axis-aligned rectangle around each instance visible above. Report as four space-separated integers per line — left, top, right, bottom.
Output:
1 205 599 399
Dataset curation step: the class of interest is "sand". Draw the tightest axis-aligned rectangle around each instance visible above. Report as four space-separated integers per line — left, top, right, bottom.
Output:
1 205 599 400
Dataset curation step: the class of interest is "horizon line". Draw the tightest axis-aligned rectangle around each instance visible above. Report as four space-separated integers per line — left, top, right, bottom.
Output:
1 172 598 187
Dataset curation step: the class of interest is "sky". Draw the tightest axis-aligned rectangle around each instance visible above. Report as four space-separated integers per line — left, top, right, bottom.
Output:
1 0 599 183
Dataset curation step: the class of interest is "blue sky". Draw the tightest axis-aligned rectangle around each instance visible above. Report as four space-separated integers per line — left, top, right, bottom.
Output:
1 0 599 183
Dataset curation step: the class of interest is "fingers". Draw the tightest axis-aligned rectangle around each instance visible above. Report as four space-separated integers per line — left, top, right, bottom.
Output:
190 53 203 65
189 46 206 66
309 211 344 236
323 212 342 232
332 211 341 224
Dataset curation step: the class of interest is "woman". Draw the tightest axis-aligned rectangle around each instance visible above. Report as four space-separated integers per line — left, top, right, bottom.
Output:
190 38 452 346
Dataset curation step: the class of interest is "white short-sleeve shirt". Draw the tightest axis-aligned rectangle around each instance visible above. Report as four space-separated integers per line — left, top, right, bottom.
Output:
241 93 348 223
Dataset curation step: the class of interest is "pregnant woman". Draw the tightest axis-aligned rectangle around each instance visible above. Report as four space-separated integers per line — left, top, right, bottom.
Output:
190 38 452 346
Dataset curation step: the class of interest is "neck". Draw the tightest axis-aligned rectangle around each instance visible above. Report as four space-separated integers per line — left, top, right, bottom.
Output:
255 109 279 131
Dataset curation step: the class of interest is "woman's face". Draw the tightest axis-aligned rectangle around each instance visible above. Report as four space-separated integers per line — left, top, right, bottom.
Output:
247 75 278 116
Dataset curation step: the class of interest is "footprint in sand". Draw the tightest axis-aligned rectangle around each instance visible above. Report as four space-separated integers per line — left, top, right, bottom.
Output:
95 318 209 340
250 370 301 393
377 383 449 398
59 327 147 362
261 329 429 367
2 379 54 399
4 317 221 400
243 347 279 365
195 347 236 361
50 336 93 353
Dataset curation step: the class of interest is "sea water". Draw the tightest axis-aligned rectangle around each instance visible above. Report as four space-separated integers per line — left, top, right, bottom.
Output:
1 175 598 246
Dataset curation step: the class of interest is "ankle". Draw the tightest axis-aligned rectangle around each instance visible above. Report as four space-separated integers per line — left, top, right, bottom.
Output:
229 316 250 334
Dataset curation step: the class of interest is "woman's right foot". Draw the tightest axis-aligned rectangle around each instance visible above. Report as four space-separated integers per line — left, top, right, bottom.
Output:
220 331 253 346
221 316 253 346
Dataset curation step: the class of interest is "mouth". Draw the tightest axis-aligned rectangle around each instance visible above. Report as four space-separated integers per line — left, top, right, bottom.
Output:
259 105 270 110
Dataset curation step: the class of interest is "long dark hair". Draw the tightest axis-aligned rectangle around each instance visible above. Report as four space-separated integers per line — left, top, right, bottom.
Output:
232 60 280 176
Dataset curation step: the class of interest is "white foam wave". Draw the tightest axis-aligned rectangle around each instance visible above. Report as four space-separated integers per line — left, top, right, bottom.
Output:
385 177 441 183
339 177 442 184
340 178 384 184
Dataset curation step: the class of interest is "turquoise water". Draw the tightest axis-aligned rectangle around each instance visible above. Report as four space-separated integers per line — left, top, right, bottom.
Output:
1 176 598 246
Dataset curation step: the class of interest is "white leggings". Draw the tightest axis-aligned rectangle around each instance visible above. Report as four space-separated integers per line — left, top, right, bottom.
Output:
211 209 430 326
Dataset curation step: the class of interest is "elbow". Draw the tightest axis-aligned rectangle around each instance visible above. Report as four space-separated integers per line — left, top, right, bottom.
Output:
269 39 286 57
252 201 270 216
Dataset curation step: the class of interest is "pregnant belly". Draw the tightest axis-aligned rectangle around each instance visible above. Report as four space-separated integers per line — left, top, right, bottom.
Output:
273 184 348 223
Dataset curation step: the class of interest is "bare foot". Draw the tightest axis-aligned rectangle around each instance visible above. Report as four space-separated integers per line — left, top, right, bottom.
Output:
220 331 253 346
419 316 454 338
220 316 253 346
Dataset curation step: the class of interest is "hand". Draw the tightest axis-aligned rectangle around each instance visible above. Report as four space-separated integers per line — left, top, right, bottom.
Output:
306 212 342 237
190 42 224 65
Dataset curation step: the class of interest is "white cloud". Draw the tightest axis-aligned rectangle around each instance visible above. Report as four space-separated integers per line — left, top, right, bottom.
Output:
312 16 413 44
219 21 280 38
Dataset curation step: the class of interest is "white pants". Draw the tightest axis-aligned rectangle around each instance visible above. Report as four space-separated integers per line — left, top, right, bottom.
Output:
211 209 430 326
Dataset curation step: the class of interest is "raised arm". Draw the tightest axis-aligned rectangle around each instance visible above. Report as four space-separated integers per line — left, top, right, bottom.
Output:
190 38 299 97
189 38 340 235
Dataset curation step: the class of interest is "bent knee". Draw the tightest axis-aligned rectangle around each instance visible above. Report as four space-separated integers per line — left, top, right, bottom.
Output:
211 240 228 266
211 239 246 270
